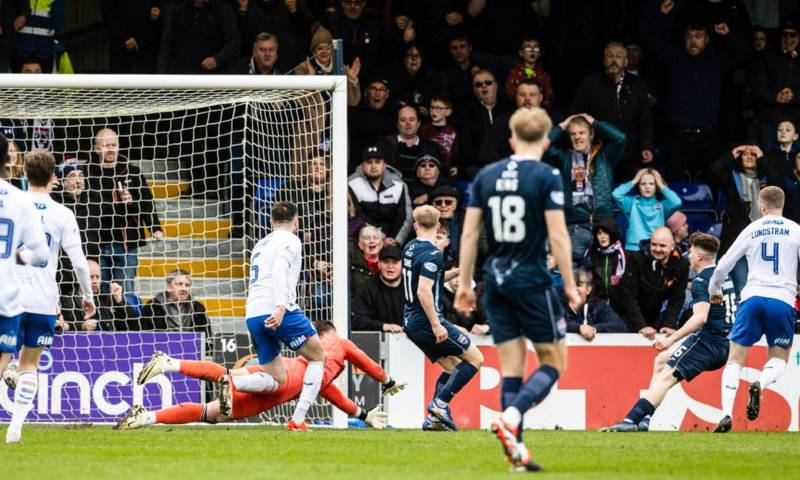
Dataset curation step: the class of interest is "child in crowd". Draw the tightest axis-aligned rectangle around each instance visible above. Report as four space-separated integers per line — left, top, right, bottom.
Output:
613 168 682 252
768 120 800 177
504 36 554 109
419 95 459 177
584 217 626 304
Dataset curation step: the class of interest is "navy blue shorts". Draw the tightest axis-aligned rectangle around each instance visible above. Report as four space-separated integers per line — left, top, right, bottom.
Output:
246 309 317 364
0 314 21 353
18 312 56 349
405 318 471 362
484 282 566 345
730 296 796 349
666 333 729 382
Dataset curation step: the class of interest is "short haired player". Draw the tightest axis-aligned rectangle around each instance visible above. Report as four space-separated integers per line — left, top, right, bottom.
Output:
229 201 326 430
708 186 800 432
456 108 580 471
601 232 737 432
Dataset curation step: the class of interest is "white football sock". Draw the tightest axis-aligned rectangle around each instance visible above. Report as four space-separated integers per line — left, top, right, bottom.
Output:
231 372 278 392
291 361 324 424
10 371 37 432
720 362 742 418
143 412 157 425
166 358 180 373
757 358 787 389
502 406 522 429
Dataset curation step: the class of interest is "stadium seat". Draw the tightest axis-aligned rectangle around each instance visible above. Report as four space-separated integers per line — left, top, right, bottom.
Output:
667 183 714 210
707 222 722 238
454 180 471 205
254 178 285 236
686 211 718 235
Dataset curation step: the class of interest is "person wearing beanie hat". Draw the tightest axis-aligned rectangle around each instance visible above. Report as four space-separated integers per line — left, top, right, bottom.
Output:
408 150 449 207
294 26 362 106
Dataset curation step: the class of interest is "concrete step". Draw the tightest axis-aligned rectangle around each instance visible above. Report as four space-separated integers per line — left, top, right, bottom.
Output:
139 238 246 258
148 179 189 199
138 257 247 278
210 316 246 334
136 277 248 298
144 219 232 239
153 198 230 218
136 159 182 181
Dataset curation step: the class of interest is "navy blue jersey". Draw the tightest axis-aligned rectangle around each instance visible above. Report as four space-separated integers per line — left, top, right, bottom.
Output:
402 238 444 327
692 266 737 343
468 156 564 288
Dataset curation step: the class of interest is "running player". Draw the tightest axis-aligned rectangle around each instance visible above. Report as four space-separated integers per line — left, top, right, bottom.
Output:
0 138 50 444
231 202 326 430
601 233 736 432
118 321 404 428
402 205 484 431
455 108 579 471
708 186 800 432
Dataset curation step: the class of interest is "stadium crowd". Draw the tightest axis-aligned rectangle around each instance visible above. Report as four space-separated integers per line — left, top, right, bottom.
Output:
3 0 800 339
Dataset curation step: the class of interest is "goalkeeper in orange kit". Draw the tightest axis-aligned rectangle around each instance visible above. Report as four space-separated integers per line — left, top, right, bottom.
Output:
115 321 406 429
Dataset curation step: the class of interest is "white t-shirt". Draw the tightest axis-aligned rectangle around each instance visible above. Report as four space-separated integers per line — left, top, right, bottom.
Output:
0 179 48 317
16 192 92 315
710 214 800 307
246 229 302 318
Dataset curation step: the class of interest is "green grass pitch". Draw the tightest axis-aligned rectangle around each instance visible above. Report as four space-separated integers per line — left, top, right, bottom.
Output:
1 426 795 479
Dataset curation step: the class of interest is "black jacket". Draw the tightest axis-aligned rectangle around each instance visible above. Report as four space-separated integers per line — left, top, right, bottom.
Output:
564 298 628 334
233 0 313 68
708 151 782 254
51 188 103 294
140 291 212 338
459 97 514 170
0 0 29 59
617 244 689 332
100 0 162 71
585 217 626 304
751 47 800 125
85 159 163 248
157 0 240 74
351 276 405 331
61 292 138 332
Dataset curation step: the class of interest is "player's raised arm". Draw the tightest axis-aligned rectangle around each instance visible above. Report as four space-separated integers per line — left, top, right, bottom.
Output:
455 206 482 314
545 209 579 309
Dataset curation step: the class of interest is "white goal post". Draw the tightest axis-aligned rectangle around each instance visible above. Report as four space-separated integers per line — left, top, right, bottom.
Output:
0 74 349 428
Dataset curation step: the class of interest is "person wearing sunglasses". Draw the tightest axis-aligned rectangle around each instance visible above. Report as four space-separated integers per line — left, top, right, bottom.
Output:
408 150 450 207
429 185 463 256
504 37 553 109
479 78 545 166
461 69 514 177
752 18 800 152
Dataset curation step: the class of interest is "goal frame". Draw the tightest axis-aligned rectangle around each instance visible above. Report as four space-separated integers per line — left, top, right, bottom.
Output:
0 74 350 428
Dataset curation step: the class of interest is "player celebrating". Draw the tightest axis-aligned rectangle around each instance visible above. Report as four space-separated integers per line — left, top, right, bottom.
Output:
601 232 737 432
402 205 484 431
708 186 800 432
455 108 579 471
119 321 404 428
227 201 326 430
0 142 51 444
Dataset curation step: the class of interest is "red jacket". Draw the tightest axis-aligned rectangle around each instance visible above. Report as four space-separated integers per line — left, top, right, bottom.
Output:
504 62 554 108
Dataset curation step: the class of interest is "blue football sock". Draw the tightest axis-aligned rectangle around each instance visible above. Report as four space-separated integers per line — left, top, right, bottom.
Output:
510 365 559 414
434 372 451 399
502 377 523 441
436 363 478 404
623 398 655 425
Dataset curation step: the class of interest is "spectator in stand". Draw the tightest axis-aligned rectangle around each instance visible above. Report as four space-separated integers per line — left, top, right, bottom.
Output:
19 56 41 73
571 41 654 181
349 224 384 297
348 77 396 169
564 269 628 341
752 19 800 152
584 217 626 305
383 105 433 179
100 0 162 73
86 128 164 295
157 0 240 74
140 269 212 338
347 192 367 250
407 149 449 207
545 113 627 258
430 185 463 260
783 152 800 224
234 0 314 70
351 245 405 332
322 0 390 79
766 120 800 178
442 276 489 335
348 143 412 246
469 0 550 56
292 26 362 106
419 95 459 177
460 69 513 177
504 36 554 109
479 78 544 166
443 33 481 110
753 26 768 52
390 1 468 69
51 161 102 294
666 210 690 256
617 227 690 339
390 43 447 116
15 0 61 69
240 32 281 75
2 138 24 189
612 168 682 253
641 0 751 181
0 1 29 73
62 259 137 331
708 144 781 293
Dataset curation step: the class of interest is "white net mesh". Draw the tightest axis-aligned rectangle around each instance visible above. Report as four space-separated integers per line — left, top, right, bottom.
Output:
0 81 337 425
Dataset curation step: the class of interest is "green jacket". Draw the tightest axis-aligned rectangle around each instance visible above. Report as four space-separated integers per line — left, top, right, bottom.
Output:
545 120 626 225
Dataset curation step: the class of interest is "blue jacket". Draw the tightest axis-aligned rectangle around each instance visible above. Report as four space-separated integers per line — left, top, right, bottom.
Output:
613 182 682 251
564 298 627 334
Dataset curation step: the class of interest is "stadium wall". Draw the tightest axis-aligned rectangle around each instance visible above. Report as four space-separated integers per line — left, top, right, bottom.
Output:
384 334 800 432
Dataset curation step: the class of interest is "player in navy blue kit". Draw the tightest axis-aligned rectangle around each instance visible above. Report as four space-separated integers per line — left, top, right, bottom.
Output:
601 233 737 432
455 108 580 472
402 205 484 431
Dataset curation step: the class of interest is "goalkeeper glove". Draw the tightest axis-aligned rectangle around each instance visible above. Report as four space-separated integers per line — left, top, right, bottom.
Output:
381 377 407 397
364 405 388 430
